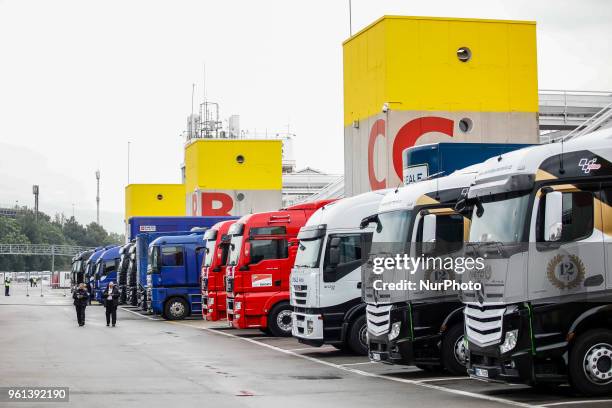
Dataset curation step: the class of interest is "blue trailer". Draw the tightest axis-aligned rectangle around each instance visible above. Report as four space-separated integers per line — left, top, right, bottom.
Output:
127 216 233 241
93 246 121 302
146 234 206 320
130 216 238 311
402 142 533 184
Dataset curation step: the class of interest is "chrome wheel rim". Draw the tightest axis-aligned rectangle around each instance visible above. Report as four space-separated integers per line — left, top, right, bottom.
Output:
170 302 185 318
583 343 612 385
454 335 467 367
358 324 368 350
277 310 292 332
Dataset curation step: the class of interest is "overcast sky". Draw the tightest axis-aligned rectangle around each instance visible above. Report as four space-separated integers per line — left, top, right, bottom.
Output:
1 0 611 233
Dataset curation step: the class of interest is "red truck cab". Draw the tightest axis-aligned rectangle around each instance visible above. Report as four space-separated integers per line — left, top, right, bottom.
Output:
201 220 236 321
225 201 334 336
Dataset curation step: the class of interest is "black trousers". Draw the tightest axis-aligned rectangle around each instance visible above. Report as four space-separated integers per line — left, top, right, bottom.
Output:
4 286 9 296
75 305 86 325
105 306 117 325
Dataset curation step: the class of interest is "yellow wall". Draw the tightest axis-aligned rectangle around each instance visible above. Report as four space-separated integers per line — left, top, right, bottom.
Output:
184 139 282 192
343 16 538 125
125 184 186 220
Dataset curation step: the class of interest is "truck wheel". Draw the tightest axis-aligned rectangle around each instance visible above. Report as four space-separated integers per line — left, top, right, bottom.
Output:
268 302 293 337
347 315 368 355
442 324 468 376
569 329 612 396
164 298 188 321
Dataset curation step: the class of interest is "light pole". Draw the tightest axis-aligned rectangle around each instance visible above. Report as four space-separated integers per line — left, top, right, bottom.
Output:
95 170 100 224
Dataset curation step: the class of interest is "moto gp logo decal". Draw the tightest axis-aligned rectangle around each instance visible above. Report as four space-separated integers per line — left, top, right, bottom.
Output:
546 254 585 290
578 158 601 174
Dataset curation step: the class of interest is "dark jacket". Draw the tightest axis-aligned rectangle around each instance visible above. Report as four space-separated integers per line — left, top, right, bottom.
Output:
102 286 120 308
72 288 89 307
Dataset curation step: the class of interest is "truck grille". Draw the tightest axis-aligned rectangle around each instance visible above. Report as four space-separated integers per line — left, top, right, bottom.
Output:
366 304 392 336
226 277 234 293
464 303 505 347
292 284 308 305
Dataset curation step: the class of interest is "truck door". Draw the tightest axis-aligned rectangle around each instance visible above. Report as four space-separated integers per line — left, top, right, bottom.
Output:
160 246 186 286
247 234 289 292
528 183 605 302
600 184 612 291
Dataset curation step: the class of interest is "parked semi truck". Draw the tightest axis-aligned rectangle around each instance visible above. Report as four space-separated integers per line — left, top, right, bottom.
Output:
71 249 94 288
290 191 390 354
129 216 235 311
461 128 612 396
126 244 138 305
402 142 533 185
362 168 480 374
93 246 120 302
146 233 205 320
201 220 236 321
85 246 113 293
225 201 334 336
116 243 133 304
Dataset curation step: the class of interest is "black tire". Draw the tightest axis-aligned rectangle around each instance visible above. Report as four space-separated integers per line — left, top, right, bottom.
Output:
441 323 468 376
347 315 368 355
569 329 612 396
267 302 293 337
164 297 189 321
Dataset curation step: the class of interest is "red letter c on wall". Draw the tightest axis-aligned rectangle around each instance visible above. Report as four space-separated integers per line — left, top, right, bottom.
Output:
368 119 387 190
391 117 454 180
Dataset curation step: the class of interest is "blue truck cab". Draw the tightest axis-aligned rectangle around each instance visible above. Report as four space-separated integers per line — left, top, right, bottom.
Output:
93 246 120 302
146 233 206 320
85 247 108 288
402 142 533 184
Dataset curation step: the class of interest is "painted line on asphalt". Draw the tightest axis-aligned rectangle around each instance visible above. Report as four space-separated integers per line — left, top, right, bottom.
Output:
169 320 542 408
288 346 336 352
120 307 163 321
541 400 612 407
340 361 377 366
415 377 473 383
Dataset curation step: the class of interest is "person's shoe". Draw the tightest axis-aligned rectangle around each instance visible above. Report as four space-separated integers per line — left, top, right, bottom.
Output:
112 324 116 327
106 324 109 327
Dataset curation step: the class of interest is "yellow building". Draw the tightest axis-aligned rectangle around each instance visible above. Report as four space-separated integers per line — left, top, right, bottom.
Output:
124 184 186 221
343 16 539 195
184 139 283 216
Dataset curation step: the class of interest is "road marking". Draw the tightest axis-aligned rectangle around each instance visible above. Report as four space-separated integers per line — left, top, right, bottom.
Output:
541 400 612 407
414 377 474 383
288 346 335 351
340 361 377 366
169 320 542 408
120 307 163 321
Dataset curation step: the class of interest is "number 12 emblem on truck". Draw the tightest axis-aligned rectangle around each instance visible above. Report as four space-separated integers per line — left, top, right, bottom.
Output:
546 254 585 290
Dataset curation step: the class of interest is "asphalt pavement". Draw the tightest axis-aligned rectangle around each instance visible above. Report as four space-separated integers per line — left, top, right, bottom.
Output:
1 283 611 408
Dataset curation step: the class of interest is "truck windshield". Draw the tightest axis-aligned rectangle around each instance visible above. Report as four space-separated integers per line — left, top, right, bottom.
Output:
294 238 323 268
228 236 243 266
372 210 412 244
469 193 530 243
203 240 216 267
147 246 160 274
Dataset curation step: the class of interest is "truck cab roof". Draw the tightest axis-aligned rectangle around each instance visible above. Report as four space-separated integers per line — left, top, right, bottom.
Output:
150 234 205 247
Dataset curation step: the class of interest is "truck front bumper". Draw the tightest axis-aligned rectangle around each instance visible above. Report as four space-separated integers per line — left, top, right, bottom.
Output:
292 311 324 346
203 291 227 321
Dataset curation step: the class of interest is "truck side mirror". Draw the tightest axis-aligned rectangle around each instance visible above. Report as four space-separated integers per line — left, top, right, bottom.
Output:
422 214 437 243
328 237 341 268
544 191 563 242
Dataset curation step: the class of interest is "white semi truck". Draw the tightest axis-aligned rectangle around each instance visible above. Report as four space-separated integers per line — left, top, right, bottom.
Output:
461 127 612 395
290 191 390 355
362 167 480 374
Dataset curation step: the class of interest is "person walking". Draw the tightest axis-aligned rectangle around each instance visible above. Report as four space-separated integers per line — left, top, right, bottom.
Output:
86 281 92 305
102 282 120 327
29 277 33 288
33 277 38 287
4 276 11 296
72 283 89 326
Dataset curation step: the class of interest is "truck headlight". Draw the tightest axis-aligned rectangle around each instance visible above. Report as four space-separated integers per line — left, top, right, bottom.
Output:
235 301 242 310
388 321 401 341
307 320 314 335
499 329 518 354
